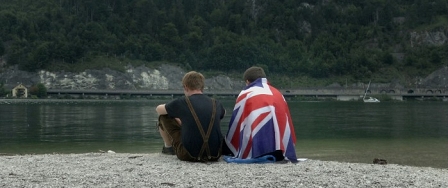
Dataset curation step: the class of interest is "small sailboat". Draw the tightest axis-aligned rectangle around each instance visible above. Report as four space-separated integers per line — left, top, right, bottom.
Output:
363 80 380 103
364 96 380 103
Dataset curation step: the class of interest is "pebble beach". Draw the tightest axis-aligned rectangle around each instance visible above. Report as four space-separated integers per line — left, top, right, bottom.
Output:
1 153 447 187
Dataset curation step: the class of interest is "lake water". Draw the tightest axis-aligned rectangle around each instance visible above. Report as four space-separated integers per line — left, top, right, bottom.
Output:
1 99 447 169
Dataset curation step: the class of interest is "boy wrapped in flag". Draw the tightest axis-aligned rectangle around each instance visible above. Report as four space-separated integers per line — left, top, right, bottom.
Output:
225 66 298 163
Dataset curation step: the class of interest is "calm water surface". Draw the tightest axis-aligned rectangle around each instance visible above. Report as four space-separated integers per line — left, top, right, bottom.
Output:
1 99 447 169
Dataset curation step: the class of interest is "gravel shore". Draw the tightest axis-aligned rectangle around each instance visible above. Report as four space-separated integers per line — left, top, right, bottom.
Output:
1 153 447 188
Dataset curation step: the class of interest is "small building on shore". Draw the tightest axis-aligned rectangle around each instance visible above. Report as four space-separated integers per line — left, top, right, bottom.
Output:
12 84 28 98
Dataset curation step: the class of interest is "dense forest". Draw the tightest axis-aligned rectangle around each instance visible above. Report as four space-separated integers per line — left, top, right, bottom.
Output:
0 0 447 84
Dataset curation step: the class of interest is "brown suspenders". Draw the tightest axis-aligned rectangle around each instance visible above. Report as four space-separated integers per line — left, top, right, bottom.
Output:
185 96 216 161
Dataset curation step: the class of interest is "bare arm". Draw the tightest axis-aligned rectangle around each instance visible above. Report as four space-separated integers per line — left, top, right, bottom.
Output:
156 104 182 125
156 104 168 115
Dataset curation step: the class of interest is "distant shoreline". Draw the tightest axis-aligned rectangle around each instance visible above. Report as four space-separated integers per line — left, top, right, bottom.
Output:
1 95 447 102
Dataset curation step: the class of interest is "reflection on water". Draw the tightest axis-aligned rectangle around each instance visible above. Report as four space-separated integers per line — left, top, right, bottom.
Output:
1 100 159 143
294 101 448 139
1 100 163 154
1 99 447 169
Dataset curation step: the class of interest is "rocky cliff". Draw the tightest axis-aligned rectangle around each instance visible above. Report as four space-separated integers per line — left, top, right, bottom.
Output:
420 66 448 88
1 64 447 91
0 64 245 91
410 29 448 47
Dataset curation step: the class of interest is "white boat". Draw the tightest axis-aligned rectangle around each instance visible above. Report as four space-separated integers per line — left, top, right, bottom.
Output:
363 80 380 103
364 96 380 103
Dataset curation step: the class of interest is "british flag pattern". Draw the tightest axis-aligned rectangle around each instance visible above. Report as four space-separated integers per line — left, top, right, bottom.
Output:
225 78 297 161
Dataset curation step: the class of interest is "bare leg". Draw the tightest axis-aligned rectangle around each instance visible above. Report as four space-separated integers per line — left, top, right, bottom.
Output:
158 126 172 147
158 115 182 153
158 115 186 156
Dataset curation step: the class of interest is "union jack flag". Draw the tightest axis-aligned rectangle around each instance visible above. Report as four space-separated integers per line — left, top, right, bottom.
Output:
225 78 297 161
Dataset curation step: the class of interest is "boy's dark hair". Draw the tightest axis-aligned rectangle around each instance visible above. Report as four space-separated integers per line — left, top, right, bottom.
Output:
243 66 266 83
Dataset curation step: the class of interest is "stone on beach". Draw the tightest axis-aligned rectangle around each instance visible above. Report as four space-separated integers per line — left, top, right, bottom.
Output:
1 153 447 187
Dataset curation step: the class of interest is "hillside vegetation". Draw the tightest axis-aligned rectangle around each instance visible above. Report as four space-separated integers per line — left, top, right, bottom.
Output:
0 0 447 87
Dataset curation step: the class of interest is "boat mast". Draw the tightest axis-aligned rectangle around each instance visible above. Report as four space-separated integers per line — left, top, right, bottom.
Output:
363 80 371 99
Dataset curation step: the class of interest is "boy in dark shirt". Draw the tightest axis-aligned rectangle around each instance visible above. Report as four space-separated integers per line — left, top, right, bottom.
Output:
156 71 226 162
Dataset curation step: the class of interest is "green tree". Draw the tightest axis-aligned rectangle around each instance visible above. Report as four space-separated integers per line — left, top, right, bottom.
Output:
29 83 47 98
37 83 47 98
0 40 4 56
0 0 446 82
0 83 7 97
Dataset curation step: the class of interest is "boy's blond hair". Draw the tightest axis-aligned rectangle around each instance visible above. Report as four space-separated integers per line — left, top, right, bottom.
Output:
182 71 205 91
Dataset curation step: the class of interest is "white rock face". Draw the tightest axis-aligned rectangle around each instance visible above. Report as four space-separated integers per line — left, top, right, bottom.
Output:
0 64 245 90
129 68 169 90
35 66 172 90
410 31 447 46
138 70 169 89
